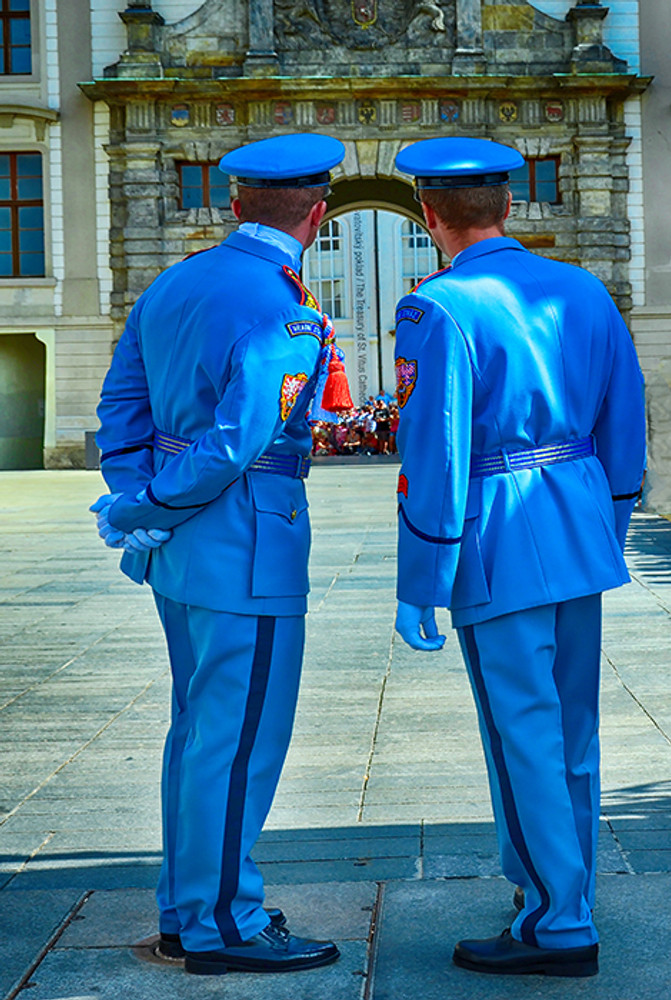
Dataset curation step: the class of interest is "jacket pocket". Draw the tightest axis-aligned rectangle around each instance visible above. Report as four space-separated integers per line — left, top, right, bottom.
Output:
249 472 310 597
450 483 491 610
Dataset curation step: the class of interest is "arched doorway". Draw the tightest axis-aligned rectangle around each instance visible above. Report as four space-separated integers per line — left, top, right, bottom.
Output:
303 189 439 405
0 333 46 469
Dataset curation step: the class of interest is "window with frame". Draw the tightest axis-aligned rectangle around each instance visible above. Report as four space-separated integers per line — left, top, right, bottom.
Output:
1 0 31 75
305 218 346 319
177 162 230 210
0 152 44 277
400 219 438 293
510 157 561 204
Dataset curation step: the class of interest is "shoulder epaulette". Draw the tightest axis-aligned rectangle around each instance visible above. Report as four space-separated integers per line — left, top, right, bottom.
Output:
411 264 452 292
282 265 321 311
181 245 219 262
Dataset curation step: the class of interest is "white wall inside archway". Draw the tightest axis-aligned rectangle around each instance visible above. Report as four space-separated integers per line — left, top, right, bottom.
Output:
303 209 438 406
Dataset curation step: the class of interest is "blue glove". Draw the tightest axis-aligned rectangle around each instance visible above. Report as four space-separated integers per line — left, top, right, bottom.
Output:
89 493 124 548
395 601 446 652
123 527 173 553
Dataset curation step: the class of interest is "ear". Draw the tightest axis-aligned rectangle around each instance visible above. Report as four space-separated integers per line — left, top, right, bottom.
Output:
420 200 437 231
310 199 328 229
503 189 513 221
231 197 242 220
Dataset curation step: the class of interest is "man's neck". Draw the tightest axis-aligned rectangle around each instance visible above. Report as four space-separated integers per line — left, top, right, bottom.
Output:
441 225 505 259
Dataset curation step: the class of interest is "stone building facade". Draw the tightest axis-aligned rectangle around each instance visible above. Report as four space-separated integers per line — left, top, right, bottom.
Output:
0 0 113 469
84 0 645 327
2 0 669 512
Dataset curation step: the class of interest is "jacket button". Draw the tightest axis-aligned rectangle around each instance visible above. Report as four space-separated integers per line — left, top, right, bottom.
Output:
290 509 297 521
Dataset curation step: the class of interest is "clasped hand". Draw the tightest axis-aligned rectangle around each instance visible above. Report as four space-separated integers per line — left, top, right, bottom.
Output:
89 493 172 553
395 600 446 652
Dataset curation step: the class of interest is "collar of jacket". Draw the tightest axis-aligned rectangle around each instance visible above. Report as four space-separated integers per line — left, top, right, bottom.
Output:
450 236 527 269
225 229 301 268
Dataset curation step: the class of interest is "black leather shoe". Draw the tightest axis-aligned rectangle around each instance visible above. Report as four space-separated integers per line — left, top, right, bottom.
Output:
513 885 525 912
453 928 598 977
155 907 287 962
184 923 340 975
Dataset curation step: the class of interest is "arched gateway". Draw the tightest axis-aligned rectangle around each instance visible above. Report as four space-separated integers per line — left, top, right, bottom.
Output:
80 0 647 390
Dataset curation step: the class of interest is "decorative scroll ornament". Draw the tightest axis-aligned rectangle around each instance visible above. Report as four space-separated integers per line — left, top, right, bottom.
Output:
294 0 449 50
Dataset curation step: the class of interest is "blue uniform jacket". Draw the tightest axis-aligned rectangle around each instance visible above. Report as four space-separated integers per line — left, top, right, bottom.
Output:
394 237 646 628
97 232 325 616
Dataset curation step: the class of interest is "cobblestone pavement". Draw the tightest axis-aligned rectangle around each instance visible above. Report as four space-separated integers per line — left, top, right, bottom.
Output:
1 468 670 1000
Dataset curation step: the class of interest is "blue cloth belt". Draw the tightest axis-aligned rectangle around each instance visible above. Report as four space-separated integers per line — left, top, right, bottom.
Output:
153 429 311 479
470 436 595 478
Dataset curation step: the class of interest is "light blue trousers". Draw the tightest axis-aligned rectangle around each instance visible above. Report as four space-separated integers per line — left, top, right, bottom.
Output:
153 594 304 952
458 594 601 950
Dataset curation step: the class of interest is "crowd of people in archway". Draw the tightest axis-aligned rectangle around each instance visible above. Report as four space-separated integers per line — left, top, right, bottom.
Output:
310 394 400 456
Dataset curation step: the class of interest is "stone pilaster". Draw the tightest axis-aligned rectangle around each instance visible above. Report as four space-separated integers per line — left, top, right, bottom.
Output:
452 0 486 75
244 0 279 77
109 138 164 323
573 132 628 299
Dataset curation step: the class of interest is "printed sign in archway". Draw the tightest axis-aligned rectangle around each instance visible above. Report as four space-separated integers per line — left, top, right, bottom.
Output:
303 200 438 406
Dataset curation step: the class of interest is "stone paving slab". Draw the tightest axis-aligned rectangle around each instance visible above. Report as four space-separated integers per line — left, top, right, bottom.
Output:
2 473 671 997
21 883 374 1000
21 941 367 1000
0 888 85 999
370 874 671 1000
56 881 376 949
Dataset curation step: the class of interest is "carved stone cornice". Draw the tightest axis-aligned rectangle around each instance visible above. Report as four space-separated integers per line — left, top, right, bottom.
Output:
79 72 651 105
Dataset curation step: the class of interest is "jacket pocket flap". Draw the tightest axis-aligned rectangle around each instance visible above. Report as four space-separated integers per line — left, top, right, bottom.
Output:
249 472 308 523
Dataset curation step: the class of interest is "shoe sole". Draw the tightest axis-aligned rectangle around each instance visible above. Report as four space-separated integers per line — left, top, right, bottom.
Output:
153 944 185 963
185 949 340 976
453 953 598 978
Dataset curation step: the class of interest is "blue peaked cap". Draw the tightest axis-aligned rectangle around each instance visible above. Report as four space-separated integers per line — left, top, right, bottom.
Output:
219 133 346 188
396 137 525 190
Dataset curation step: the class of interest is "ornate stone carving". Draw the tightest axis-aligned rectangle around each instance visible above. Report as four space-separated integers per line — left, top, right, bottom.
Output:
275 0 451 51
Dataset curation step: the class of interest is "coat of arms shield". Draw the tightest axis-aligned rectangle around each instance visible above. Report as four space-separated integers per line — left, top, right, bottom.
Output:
314 0 421 48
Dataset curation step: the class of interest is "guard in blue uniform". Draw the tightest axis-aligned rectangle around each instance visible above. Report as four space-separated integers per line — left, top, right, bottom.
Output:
90 134 345 976
393 138 646 977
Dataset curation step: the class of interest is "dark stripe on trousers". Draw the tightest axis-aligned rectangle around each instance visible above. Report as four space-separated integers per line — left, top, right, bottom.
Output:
462 625 551 947
214 615 276 946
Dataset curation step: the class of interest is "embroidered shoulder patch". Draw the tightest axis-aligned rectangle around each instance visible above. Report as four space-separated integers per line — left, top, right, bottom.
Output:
395 357 418 408
395 306 425 325
280 372 309 421
286 320 322 341
282 265 321 311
